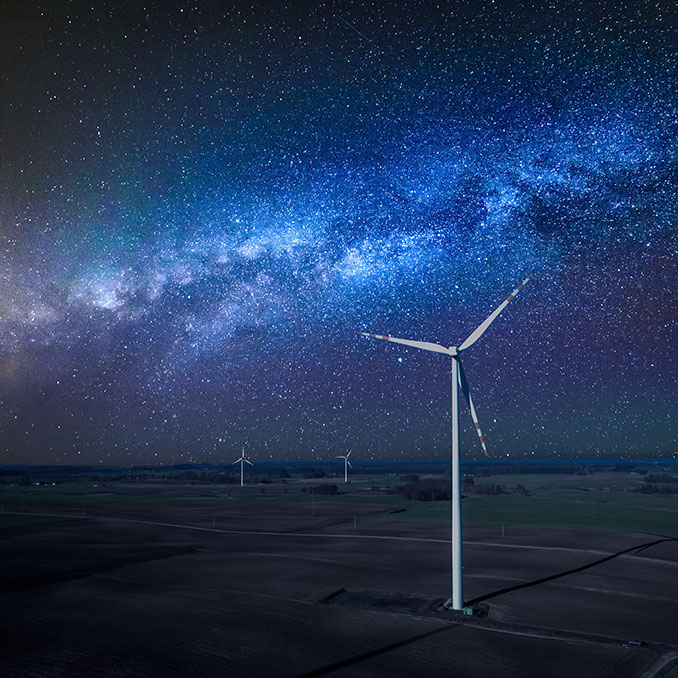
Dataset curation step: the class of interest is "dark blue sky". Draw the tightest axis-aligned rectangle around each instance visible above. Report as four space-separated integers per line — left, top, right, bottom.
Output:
1 0 675 464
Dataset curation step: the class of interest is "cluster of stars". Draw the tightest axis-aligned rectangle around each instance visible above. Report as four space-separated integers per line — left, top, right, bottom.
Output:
0 1 675 464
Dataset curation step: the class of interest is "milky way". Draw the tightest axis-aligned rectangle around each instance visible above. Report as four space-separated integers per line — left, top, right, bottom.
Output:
1 1 675 464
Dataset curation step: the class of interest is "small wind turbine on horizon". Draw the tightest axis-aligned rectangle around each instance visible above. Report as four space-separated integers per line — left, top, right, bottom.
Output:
232 446 254 487
337 450 352 483
358 274 533 612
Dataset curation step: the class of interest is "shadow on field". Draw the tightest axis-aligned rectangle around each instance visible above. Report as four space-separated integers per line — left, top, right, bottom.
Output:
0 546 199 591
295 625 454 677
467 537 677 605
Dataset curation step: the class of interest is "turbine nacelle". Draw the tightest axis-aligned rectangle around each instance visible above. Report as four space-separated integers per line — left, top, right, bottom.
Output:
232 456 254 466
337 450 352 467
357 274 533 459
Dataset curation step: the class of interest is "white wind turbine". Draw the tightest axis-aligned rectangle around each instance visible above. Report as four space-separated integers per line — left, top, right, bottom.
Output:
358 274 533 612
337 450 352 483
232 446 254 487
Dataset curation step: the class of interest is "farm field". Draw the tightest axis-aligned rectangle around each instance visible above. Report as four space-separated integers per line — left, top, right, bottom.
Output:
1 468 677 677
3 471 676 536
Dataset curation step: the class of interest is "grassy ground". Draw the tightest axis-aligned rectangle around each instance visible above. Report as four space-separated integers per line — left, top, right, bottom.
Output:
2 471 676 537
0 514 78 529
467 472 647 492
240 486 678 536
0 484 228 503
377 495 678 537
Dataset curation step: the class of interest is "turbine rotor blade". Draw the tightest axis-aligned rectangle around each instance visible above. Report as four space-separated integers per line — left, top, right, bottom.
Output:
245 459 254 466
232 457 242 464
347 460 353 468
459 274 533 351
358 332 450 355
457 359 488 457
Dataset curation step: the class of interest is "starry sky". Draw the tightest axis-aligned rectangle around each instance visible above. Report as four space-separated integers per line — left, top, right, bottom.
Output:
1 0 676 465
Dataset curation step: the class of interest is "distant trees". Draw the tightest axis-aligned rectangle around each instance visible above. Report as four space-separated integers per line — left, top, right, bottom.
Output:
463 464 596 476
192 471 236 484
302 469 326 479
635 484 678 494
514 483 530 496
399 480 451 501
302 484 338 495
470 483 506 496
644 474 678 484
0 470 27 478
396 478 530 501
178 471 200 480
400 474 420 483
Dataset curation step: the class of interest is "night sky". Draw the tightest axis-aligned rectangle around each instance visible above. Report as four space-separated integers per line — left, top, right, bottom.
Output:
1 1 675 465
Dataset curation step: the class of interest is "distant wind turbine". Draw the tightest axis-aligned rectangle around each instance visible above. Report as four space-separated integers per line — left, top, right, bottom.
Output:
358 274 533 611
337 450 352 483
232 446 254 487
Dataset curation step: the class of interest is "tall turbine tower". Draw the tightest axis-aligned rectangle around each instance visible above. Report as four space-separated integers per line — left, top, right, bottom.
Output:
232 446 254 487
359 274 533 611
337 450 352 483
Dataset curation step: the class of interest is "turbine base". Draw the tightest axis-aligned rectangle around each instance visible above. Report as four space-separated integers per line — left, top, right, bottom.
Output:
443 599 481 616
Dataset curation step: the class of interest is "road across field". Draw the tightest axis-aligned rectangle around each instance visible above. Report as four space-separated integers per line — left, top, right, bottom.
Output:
1 496 677 677
5 509 677 566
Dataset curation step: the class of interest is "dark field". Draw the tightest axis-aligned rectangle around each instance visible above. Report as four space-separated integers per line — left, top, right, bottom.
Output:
1 473 677 677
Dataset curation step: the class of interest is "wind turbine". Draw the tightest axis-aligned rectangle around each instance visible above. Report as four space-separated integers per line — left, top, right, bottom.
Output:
232 446 254 487
358 274 533 612
337 450 352 483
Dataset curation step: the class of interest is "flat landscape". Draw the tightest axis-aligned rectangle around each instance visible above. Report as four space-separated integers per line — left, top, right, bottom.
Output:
1 465 677 677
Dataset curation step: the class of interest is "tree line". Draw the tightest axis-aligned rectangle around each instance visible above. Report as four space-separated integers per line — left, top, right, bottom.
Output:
395 477 530 501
